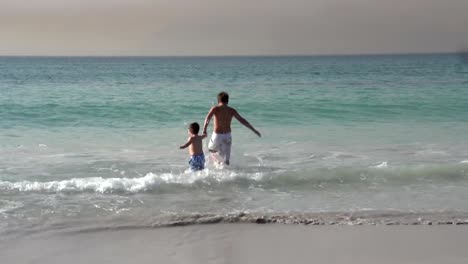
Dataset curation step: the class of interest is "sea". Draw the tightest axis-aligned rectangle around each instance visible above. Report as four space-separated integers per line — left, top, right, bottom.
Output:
1 54 468 239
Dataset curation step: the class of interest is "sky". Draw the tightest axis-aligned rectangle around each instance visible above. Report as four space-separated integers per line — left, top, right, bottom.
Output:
1 0 468 56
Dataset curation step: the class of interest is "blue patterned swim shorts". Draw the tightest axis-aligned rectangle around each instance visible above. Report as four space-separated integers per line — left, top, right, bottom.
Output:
188 153 205 171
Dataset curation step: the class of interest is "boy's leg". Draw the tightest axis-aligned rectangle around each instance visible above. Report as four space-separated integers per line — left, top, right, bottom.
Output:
188 157 195 171
189 154 205 171
210 152 222 164
221 135 232 165
208 133 223 164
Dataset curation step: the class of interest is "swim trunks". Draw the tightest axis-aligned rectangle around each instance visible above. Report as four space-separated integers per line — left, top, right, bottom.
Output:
208 132 232 163
188 153 205 171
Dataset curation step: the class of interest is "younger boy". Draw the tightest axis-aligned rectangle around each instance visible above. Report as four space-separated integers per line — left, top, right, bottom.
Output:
179 122 206 171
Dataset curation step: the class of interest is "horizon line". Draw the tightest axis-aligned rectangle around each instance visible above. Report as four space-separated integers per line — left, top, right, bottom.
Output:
0 51 466 58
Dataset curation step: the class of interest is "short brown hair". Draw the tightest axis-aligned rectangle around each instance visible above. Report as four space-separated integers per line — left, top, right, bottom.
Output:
189 122 200 134
217 92 229 104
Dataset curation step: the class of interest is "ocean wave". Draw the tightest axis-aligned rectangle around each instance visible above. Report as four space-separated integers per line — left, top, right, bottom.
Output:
0 170 254 193
1 163 467 194
0 172 196 193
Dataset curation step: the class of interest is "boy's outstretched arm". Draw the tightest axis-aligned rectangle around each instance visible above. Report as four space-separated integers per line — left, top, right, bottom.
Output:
233 109 261 137
179 137 192 149
202 107 215 136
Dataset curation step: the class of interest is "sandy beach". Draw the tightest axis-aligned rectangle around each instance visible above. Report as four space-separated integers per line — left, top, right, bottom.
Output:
1 224 468 264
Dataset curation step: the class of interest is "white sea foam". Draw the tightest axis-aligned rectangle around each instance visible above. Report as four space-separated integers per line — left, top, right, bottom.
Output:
0 173 171 193
0 170 241 193
1 162 467 194
374 161 388 168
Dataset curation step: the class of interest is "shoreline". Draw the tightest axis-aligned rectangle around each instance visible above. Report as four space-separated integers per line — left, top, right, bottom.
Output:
152 211 468 227
60 211 468 232
2 210 468 241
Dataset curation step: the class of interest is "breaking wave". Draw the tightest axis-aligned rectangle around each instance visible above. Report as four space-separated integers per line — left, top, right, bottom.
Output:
1 163 468 194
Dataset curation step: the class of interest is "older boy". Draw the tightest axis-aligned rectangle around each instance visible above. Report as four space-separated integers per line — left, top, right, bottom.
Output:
202 92 261 165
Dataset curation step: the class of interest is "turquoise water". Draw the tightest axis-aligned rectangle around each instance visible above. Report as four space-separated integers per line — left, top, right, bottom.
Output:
1 54 468 234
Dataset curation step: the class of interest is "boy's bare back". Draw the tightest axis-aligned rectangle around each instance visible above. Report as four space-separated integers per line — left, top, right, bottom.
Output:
202 92 261 138
188 135 204 156
180 122 206 156
211 105 235 134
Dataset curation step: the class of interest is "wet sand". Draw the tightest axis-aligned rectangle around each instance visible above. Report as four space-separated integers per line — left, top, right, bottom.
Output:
1 224 468 264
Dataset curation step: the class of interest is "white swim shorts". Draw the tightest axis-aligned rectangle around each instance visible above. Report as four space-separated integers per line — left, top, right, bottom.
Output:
208 132 232 163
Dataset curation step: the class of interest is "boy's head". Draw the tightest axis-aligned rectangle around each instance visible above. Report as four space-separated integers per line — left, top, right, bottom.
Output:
189 122 200 135
217 92 229 104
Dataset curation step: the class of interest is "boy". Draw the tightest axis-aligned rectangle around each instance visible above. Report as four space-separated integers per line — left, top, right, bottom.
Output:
202 92 261 165
180 122 206 171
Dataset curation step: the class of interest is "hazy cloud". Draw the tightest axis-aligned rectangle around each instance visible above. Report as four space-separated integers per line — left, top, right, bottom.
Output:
1 0 467 55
